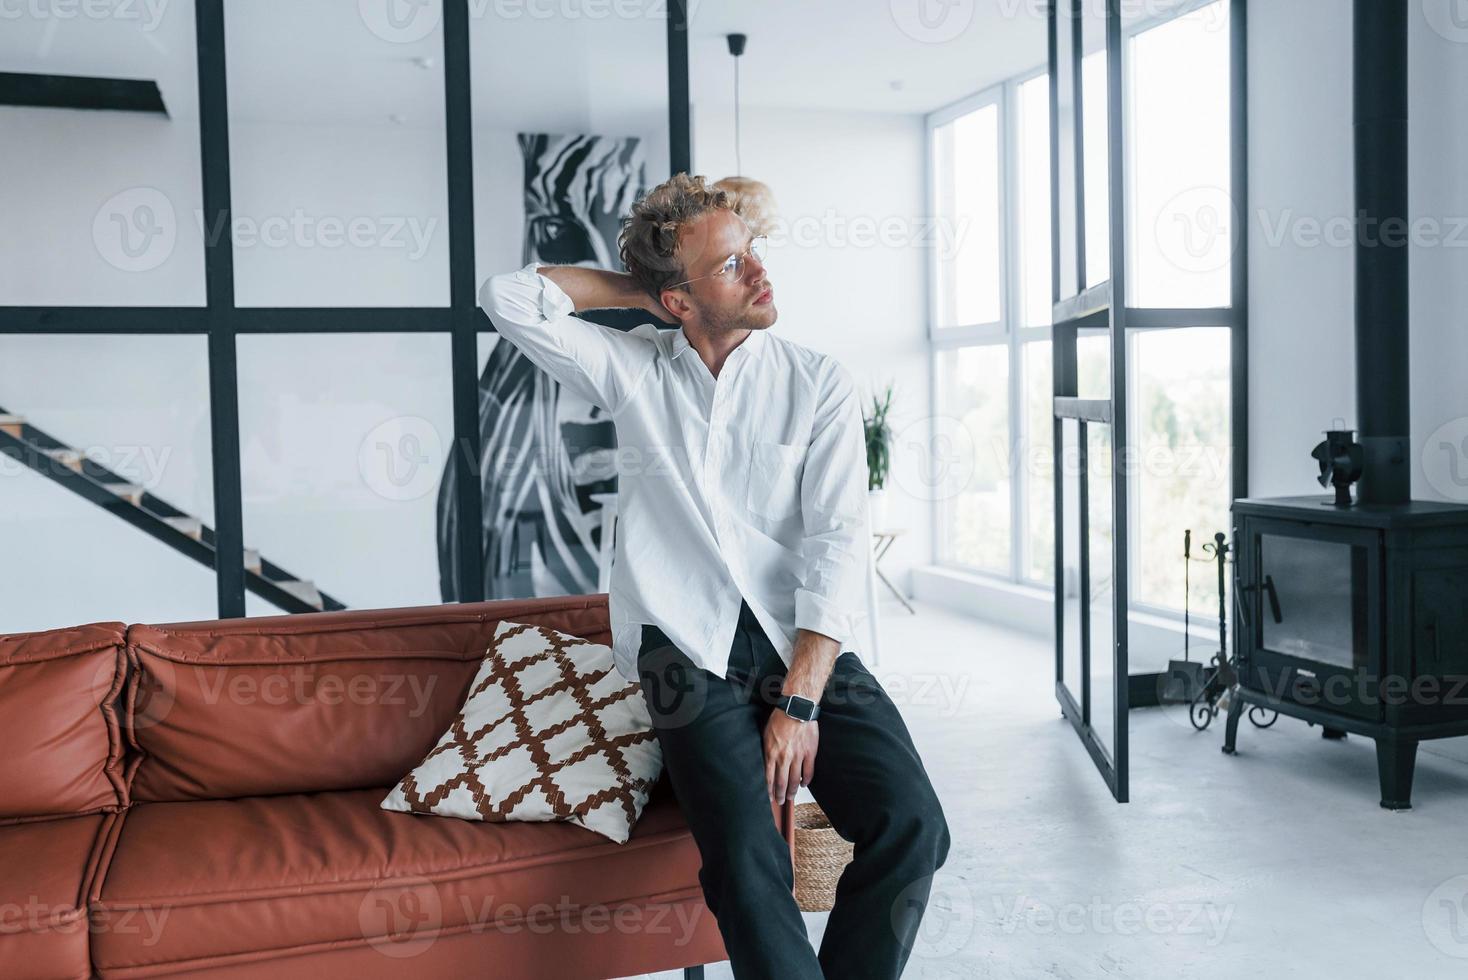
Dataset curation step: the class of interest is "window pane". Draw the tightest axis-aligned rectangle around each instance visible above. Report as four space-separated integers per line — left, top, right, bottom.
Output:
1024 341 1054 584
1129 1 1232 307
933 103 1002 327
1131 328 1231 613
1054 4 1080 301
1087 420 1114 756
1059 417 1082 698
0 3 204 305
1081 48 1110 289
937 345 1010 573
1077 329 1111 400
1018 74 1053 328
0 336 217 631
225 4 449 306
238 334 453 615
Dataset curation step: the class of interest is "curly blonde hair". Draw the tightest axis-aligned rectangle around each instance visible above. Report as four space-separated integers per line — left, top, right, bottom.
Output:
618 173 731 302
713 176 778 238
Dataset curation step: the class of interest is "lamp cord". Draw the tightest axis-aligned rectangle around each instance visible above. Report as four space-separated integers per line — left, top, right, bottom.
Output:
734 53 742 177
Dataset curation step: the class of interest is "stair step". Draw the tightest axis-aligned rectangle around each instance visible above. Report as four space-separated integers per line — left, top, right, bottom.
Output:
43 447 84 472
276 579 324 610
101 482 146 506
162 515 203 540
243 548 261 573
0 414 24 437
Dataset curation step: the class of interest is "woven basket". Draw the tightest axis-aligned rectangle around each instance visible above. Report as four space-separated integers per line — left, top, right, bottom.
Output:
792 802 854 912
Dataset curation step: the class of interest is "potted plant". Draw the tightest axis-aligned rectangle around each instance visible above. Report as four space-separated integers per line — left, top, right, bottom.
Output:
864 381 894 529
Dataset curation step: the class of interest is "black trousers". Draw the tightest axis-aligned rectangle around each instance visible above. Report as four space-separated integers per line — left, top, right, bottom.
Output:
638 599 951 980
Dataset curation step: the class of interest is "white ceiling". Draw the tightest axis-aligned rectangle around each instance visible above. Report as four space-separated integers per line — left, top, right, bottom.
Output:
0 0 1048 126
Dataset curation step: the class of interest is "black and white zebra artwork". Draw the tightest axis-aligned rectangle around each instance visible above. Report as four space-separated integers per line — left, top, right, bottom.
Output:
436 132 662 601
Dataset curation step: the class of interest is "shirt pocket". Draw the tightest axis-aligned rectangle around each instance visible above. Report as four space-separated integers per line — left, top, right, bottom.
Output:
745 439 804 522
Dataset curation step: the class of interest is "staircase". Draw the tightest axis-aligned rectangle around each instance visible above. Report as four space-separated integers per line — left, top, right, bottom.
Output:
0 407 345 615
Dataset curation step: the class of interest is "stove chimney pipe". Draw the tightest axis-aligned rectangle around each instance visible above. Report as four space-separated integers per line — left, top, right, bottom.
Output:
1353 0 1411 505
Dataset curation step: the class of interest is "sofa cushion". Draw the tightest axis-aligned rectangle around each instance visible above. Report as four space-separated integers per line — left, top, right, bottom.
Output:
382 620 662 844
0 622 128 821
0 813 113 980
124 595 611 802
91 781 717 975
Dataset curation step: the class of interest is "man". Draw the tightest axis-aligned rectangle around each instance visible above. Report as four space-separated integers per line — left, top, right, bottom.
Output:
480 173 950 980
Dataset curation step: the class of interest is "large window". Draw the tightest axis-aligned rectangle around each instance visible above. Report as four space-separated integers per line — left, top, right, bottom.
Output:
931 96 1003 330
928 0 1234 618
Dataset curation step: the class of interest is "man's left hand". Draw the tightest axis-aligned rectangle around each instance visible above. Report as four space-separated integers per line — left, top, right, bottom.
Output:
764 710 818 804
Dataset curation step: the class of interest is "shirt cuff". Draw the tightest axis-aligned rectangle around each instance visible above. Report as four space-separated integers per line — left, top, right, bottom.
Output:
513 260 576 320
795 589 852 650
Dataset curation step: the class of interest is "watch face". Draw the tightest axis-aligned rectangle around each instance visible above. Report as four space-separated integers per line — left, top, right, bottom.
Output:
785 696 816 722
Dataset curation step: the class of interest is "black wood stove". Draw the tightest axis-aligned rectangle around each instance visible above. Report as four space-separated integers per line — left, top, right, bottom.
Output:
1220 0 1468 809
1224 497 1468 809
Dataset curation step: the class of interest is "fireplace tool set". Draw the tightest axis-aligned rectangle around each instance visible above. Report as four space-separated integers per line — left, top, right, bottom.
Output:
1161 529 1277 733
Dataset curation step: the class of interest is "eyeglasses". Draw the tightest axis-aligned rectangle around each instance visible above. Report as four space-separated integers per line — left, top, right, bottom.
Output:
669 235 768 289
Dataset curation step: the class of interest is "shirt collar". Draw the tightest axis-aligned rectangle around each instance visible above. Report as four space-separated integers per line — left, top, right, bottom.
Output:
671 325 768 361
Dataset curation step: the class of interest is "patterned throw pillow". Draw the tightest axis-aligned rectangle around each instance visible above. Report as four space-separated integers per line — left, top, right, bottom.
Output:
381 620 663 844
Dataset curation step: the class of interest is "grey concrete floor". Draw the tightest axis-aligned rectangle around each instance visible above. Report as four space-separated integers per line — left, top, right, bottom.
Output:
623 597 1468 979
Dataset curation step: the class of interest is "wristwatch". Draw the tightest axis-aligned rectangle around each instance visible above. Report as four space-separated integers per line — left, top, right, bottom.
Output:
776 693 821 723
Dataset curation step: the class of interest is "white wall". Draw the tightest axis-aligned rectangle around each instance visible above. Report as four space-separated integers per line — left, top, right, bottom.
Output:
1249 0 1468 503
691 102 934 595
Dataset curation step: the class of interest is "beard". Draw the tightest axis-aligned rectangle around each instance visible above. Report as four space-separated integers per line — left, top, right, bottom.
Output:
694 296 777 335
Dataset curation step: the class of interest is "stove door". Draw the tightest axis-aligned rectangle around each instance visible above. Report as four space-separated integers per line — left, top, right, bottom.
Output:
1242 517 1382 722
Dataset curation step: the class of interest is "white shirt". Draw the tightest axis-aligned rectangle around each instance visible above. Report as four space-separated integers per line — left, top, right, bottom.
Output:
480 261 871 683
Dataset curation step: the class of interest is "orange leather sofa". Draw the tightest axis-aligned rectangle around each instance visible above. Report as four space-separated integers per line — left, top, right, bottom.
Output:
0 594 794 979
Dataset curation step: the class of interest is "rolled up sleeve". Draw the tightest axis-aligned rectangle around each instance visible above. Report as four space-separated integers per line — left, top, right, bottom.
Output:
479 261 655 414
794 360 872 650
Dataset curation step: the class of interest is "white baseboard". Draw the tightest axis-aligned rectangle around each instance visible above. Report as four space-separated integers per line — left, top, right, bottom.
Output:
911 564 1221 674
